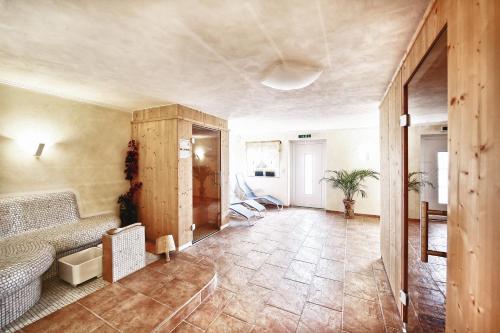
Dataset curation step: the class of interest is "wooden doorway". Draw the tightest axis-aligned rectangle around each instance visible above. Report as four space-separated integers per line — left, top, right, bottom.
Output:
403 28 448 330
192 125 221 242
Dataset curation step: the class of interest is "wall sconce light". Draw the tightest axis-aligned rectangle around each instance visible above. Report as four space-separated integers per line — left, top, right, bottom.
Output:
34 143 45 157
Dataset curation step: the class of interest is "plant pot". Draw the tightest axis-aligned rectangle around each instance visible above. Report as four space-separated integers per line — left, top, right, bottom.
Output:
343 199 355 219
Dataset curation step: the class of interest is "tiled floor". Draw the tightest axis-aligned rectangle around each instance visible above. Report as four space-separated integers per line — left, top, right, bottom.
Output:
181 208 400 333
19 208 449 333
407 219 447 333
19 253 217 333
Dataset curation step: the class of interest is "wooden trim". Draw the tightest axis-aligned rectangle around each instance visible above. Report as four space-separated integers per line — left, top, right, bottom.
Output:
178 242 192 251
325 210 380 219
132 116 229 131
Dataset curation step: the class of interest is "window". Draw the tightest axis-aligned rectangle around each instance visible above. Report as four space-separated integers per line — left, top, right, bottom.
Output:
437 152 448 204
246 141 280 177
304 153 313 194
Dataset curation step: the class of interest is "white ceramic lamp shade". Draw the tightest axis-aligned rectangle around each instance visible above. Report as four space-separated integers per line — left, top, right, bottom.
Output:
166 235 176 252
261 61 322 91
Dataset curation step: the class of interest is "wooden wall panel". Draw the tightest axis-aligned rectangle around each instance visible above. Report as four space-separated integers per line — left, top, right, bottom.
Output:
132 119 179 242
446 1 500 331
380 0 500 331
220 130 230 226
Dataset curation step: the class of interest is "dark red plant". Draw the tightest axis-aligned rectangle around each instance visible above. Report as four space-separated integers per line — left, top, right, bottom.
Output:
118 140 143 226
124 140 139 180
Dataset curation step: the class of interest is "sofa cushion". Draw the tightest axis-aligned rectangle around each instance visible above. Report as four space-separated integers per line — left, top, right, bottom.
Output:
0 192 80 240
0 239 55 296
27 213 121 254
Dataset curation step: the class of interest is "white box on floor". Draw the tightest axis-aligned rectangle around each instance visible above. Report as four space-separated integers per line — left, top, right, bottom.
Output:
58 247 103 286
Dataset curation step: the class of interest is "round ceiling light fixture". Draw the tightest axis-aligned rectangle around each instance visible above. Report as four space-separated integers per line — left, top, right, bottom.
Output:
261 60 323 91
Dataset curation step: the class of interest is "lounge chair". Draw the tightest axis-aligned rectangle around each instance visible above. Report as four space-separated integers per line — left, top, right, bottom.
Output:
236 174 284 209
229 203 258 225
231 199 266 217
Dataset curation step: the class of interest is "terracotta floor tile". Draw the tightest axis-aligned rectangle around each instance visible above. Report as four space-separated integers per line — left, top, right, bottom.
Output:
253 239 281 253
187 288 234 329
372 268 393 295
206 313 253 333
172 321 204 333
149 257 195 276
213 253 240 275
320 246 345 262
250 264 287 289
345 255 376 276
344 271 379 301
173 252 204 263
302 236 325 249
324 236 346 248
307 276 343 311
173 261 216 289
284 260 316 284
315 259 344 282
235 250 270 270
23 302 103 333
343 295 384 333
222 283 272 324
100 293 173 333
254 305 300 333
226 241 256 256
266 249 295 268
78 283 137 316
219 264 256 292
151 278 199 309
295 246 321 264
297 303 342 333
234 283 273 303
379 293 401 330
118 267 174 295
277 237 303 252
267 279 309 315
91 323 119 333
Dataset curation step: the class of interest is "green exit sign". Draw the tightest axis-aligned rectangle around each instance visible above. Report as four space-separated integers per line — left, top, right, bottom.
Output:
298 134 311 139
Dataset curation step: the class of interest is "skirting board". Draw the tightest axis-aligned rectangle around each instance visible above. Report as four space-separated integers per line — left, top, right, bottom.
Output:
325 210 380 219
178 241 192 251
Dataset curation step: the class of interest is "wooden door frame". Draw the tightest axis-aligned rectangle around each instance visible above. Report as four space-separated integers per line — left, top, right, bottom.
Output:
400 25 448 326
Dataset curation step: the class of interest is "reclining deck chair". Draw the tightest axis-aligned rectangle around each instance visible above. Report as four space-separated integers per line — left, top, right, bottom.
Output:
236 174 284 210
231 198 266 217
229 203 258 225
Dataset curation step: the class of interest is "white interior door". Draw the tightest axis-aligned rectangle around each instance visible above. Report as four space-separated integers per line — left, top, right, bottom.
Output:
292 141 325 208
421 134 447 211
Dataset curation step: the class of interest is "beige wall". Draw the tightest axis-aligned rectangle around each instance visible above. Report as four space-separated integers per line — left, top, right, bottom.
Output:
0 84 131 217
408 123 446 219
230 127 380 215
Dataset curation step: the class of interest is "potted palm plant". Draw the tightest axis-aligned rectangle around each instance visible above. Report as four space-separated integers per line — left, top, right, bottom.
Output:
321 169 379 219
408 171 434 193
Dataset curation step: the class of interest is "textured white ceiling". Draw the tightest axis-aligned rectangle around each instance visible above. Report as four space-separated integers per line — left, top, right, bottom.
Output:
408 31 447 125
0 0 429 131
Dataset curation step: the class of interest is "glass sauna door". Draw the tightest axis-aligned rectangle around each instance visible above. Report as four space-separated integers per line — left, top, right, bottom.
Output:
192 125 221 242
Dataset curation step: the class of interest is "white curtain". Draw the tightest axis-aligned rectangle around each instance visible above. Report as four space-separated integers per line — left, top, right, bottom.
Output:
246 141 281 177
